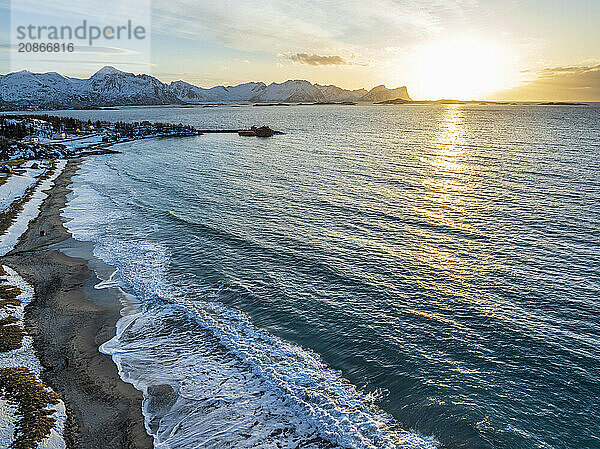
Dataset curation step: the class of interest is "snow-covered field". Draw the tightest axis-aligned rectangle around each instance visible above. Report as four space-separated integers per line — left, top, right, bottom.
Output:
38 133 104 150
0 160 66 256
0 162 47 212
63 134 105 150
0 265 66 449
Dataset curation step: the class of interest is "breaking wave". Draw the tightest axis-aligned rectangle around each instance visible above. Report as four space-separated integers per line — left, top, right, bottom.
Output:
62 160 439 449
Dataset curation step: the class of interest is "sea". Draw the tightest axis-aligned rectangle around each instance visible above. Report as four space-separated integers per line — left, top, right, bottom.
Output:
40 104 600 448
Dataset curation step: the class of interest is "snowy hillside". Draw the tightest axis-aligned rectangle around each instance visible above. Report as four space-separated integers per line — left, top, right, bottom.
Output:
169 80 269 103
316 84 368 102
0 66 412 109
85 66 179 105
360 85 411 102
0 71 80 109
0 66 178 109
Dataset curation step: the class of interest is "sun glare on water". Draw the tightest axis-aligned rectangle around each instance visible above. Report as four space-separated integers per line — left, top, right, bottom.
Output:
412 37 519 100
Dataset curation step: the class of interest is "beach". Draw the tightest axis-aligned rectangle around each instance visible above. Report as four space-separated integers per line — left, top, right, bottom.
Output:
0 160 152 448
0 103 597 449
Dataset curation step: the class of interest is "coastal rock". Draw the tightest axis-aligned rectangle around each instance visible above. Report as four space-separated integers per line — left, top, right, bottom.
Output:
238 125 277 137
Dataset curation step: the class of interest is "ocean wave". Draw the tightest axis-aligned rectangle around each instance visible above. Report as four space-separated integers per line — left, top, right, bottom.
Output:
63 158 439 449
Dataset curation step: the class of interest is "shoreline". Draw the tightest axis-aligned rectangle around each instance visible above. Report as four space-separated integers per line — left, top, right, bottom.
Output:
0 159 152 448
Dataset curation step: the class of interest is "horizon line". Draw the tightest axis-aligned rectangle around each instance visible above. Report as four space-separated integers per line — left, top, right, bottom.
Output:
3 65 600 103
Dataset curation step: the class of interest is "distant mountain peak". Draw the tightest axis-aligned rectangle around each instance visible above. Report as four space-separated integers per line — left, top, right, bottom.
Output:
0 67 412 109
362 85 411 102
93 66 127 77
7 70 34 78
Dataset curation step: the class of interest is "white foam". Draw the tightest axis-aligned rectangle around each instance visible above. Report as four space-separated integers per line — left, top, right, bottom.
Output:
63 157 439 449
0 265 66 449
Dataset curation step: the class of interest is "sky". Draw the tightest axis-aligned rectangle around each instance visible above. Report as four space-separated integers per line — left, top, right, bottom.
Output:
1 0 599 100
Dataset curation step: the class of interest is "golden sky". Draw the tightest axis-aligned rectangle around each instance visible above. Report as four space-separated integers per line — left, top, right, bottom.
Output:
4 0 600 100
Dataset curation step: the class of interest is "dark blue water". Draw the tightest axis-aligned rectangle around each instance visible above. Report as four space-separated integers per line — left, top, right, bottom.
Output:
60 104 599 448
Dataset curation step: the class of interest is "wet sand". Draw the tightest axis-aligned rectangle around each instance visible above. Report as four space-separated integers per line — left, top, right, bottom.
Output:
0 159 152 448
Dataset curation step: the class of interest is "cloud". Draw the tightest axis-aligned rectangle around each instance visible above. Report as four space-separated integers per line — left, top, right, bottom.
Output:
282 52 369 67
493 63 600 101
287 53 348 66
10 0 151 24
9 0 484 74
539 64 600 77
73 46 139 55
149 0 478 55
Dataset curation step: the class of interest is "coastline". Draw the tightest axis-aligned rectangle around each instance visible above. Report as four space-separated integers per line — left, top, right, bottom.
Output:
0 159 152 448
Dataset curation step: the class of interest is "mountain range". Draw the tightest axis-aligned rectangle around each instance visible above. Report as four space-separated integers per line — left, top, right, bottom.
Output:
0 66 412 110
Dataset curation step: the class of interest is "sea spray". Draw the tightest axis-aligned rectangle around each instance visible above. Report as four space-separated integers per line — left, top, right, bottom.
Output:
64 158 439 448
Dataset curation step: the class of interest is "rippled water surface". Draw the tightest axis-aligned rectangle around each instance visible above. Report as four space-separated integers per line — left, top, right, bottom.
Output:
56 104 599 448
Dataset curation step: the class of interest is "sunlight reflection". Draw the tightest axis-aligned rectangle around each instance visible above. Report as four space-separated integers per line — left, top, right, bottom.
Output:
414 107 481 289
427 105 465 176
409 106 501 320
420 104 468 227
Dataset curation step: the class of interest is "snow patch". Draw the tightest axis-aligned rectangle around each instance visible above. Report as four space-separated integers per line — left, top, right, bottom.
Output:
0 265 66 449
0 160 66 256
0 163 45 212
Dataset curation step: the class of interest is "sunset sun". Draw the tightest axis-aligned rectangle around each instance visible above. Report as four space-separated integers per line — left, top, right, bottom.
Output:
414 37 519 100
1 1 599 449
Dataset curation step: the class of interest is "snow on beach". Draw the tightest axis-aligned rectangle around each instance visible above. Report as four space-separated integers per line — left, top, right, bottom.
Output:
0 162 46 212
0 160 66 256
0 160 68 448
0 265 67 449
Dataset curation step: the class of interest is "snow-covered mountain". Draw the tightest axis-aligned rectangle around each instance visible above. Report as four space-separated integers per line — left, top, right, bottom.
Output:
85 66 179 105
170 79 396 103
0 66 412 109
0 66 178 109
0 70 80 109
316 84 368 102
360 85 411 102
169 80 269 103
